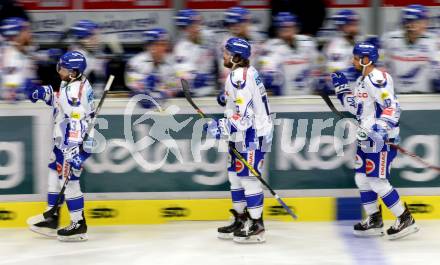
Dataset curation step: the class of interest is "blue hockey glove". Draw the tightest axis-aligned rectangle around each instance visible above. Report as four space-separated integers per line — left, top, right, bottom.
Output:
331 72 351 95
371 122 389 142
27 85 52 104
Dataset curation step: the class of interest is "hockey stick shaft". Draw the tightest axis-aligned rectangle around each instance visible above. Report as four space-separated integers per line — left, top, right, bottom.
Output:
44 75 114 219
181 79 297 220
319 92 440 172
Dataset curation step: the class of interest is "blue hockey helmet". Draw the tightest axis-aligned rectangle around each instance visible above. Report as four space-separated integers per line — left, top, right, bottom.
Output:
143 28 169 44
175 9 201 27
333 9 359 27
225 37 251 60
224 6 250 26
274 12 297 28
401 4 429 25
70 20 99 39
353 42 378 64
57 51 87 74
0 17 29 38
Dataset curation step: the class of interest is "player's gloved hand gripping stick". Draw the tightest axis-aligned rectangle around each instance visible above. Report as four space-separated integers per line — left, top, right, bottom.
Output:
42 75 115 220
181 79 298 220
319 91 440 172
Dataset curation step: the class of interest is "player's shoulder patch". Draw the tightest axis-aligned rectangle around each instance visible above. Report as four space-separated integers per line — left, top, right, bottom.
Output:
367 69 388 89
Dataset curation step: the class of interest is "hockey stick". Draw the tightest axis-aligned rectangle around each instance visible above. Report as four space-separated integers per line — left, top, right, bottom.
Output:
319 92 440 172
181 79 298 220
42 75 115 220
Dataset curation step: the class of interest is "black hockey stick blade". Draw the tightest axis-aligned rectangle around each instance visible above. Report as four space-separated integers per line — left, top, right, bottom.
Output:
181 79 206 118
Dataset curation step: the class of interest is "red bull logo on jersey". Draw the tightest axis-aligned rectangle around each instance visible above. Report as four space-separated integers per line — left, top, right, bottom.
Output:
366 159 375 175
236 160 244 173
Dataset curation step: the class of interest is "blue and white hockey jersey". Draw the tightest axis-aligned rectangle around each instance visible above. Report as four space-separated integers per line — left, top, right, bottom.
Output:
259 35 319 95
41 77 96 150
338 68 401 140
381 30 440 93
223 66 273 148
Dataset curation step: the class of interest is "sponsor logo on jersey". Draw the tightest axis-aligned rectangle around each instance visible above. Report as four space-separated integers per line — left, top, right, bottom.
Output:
235 97 244 105
71 112 80 119
0 209 16 220
380 91 390 100
379 152 387 178
248 151 255 168
357 92 368 98
88 208 118 219
382 107 394 116
366 159 375 175
161 206 190 218
235 160 244 173
56 163 63 175
254 73 262 86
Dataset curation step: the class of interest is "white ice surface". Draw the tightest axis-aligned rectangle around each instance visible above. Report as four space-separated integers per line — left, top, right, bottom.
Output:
0 221 438 265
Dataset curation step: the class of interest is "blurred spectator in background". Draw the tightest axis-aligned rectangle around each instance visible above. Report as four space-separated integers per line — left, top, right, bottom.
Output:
270 0 326 37
324 10 360 74
125 28 178 108
174 9 216 97
69 20 108 95
381 4 440 93
0 17 36 102
0 0 29 22
259 12 319 95
217 7 265 86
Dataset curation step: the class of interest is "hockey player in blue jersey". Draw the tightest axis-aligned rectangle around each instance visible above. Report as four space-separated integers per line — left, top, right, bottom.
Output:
381 4 439 93
208 37 273 243
331 42 419 240
26 51 95 242
174 9 216 97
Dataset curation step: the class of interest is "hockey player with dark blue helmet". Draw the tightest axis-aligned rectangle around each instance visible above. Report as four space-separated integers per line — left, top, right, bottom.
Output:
125 28 178 108
331 42 419 240
259 12 320 95
174 9 216 97
209 37 273 244
381 4 439 93
0 17 35 101
26 51 95 242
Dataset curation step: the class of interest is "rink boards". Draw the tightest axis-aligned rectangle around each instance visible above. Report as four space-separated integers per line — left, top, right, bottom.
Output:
0 196 440 227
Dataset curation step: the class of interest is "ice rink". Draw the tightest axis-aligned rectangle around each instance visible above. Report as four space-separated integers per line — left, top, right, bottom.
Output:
1 220 439 265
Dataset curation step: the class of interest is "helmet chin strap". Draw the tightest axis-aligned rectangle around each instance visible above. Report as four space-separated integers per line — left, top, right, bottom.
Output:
359 57 372 76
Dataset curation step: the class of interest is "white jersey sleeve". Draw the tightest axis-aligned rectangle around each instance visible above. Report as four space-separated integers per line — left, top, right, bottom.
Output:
124 52 153 92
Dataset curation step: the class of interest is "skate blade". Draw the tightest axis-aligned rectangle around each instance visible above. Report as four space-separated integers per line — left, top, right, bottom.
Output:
353 228 384 237
387 224 419 240
217 232 233 240
57 233 88 242
233 233 266 244
29 225 57 238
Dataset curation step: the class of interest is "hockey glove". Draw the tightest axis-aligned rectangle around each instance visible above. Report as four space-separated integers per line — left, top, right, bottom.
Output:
331 72 351 95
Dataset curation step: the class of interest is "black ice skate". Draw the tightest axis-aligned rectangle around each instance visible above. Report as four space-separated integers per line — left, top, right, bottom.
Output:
27 208 60 237
353 205 384 237
387 203 419 240
218 209 248 239
233 217 265 244
57 217 88 242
